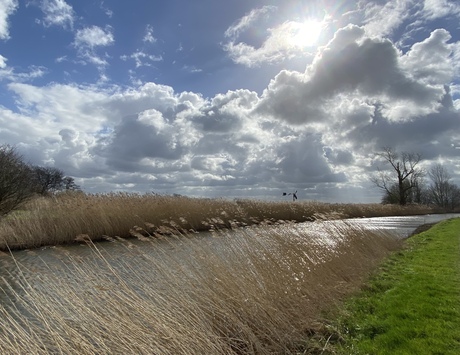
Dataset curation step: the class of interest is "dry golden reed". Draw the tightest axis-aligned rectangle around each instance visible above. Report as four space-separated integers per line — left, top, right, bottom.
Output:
0 221 402 354
0 191 435 250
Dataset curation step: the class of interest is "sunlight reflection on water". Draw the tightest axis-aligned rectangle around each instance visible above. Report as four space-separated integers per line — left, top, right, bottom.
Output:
0 213 458 304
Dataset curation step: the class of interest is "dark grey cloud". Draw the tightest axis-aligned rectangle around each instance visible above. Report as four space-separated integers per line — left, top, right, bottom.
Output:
335 89 460 159
273 133 347 184
192 111 243 133
96 112 189 172
324 147 355 166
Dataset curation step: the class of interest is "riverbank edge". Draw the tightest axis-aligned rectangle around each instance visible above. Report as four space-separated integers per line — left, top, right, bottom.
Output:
320 218 460 354
1 194 447 251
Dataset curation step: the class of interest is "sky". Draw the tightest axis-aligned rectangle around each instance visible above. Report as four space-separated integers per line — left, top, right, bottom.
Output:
0 0 459 203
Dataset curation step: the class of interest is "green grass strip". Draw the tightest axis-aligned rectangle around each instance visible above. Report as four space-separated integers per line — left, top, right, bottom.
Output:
335 218 460 355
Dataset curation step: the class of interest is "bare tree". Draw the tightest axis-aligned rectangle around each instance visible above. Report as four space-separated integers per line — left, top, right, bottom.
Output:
371 147 424 206
448 184 460 210
427 163 460 209
428 163 451 208
0 145 37 215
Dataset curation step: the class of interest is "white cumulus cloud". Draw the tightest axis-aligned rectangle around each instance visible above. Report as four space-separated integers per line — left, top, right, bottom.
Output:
39 0 75 29
0 0 18 40
73 25 114 69
74 25 114 49
0 53 7 68
256 24 447 125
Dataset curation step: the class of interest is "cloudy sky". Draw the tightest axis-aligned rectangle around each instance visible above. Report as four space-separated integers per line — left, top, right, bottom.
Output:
1 0 459 202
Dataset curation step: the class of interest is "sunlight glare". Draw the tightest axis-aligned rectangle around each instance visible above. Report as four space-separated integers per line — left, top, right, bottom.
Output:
289 20 323 48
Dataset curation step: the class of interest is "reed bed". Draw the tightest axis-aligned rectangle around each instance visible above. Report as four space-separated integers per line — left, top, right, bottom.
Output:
0 192 435 251
0 221 402 354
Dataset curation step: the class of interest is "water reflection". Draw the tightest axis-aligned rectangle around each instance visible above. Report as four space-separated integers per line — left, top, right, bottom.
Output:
0 213 457 353
1 214 458 286
0 214 458 307
349 213 460 238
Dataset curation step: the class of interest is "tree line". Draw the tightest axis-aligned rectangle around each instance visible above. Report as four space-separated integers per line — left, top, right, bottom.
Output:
372 147 460 209
1 144 80 216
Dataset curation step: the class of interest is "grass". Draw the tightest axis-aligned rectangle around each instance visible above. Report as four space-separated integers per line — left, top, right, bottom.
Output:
326 218 460 354
0 192 437 251
0 221 402 354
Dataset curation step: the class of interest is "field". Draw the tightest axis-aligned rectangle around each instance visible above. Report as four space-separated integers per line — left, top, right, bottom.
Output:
327 218 460 354
0 192 436 251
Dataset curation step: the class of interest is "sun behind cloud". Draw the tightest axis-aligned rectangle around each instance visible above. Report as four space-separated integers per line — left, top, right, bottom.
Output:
288 19 323 48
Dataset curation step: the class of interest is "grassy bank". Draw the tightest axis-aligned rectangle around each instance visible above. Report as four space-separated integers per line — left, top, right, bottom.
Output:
326 218 460 354
0 192 437 250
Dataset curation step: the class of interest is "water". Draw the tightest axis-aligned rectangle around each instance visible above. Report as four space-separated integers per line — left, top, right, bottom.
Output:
0 214 458 315
1 213 458 284
349 213 460 238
